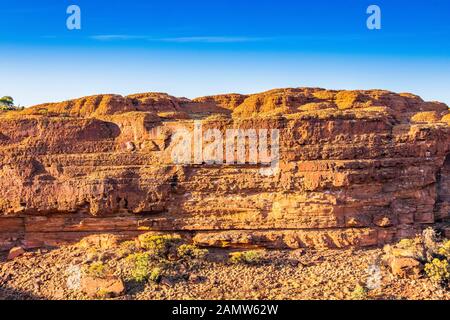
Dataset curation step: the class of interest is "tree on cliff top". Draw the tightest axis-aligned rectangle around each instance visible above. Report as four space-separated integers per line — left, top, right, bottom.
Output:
0 96 17 110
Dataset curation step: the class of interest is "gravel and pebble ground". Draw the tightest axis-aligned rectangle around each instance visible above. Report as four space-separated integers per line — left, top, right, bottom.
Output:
1 240 449 300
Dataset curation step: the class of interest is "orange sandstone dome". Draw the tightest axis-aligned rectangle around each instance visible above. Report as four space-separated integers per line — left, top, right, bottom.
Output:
14 87 448 123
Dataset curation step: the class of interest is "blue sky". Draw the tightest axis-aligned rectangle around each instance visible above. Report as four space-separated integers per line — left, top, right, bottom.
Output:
1 0 450 106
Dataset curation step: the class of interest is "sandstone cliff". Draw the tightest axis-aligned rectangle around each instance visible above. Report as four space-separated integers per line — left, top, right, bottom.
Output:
1 88 450 250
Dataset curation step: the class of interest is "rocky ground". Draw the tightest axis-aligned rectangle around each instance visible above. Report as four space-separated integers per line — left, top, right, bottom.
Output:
0 233 449 300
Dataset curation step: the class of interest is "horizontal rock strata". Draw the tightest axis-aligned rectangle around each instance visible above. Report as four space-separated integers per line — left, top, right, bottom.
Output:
1 88 450 249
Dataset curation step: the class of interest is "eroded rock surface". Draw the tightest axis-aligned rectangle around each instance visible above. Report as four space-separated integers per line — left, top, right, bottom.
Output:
1 88 450 249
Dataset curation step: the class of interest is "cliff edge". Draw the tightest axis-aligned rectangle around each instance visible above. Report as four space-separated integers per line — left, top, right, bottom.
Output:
1 88 450 250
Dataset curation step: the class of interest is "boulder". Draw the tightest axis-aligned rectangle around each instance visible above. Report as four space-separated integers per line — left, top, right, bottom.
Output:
80 275 125 298
7 247 25 260
389 257 423 279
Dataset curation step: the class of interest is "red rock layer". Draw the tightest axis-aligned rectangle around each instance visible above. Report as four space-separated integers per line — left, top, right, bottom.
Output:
1 88 450 250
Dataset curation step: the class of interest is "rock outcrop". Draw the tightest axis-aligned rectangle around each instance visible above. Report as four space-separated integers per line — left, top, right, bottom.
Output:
1 88 450 250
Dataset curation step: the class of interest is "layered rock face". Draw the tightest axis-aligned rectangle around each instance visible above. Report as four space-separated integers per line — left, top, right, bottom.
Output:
1 88 450 250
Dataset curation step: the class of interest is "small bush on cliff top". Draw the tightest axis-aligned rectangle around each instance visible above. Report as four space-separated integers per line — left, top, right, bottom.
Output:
397 238 416 249
438 240 450 259
149 267 162 283
177 244 208 260
96 288 112 299
350 285 368 300
126 252 151 282
86 262 108 278
229 250 265 265
125 252 166 283
389 228 440 262
117 240 138 258
424 258 450 284
139 234 182 258
387 237 427 262
0 96 21 111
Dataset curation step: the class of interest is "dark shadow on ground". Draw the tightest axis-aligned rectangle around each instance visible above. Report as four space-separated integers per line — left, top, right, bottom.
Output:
0 285 42 300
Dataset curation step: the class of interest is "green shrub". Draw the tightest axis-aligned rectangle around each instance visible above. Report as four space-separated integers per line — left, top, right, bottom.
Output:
0 96 15 110
149 267 162 282
126 252 151 282
350 285 368 300
177 244 208 260
139 234 182 257
85 247 102 262
438 240 450 259
229 250 265 264
397 238 416 249
118 240 137 257
96 288 111 299
86 262 107 278
424 258 450 284
390 236 426 261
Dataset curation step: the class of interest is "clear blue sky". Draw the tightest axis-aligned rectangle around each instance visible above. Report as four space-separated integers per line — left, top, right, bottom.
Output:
1 0 450 106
